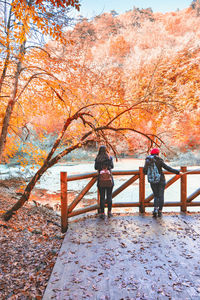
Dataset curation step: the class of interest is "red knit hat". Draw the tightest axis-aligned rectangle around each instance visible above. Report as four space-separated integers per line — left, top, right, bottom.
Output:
150 148 160 155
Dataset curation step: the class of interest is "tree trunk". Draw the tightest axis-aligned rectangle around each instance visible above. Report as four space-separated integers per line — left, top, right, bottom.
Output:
0 42 25 161
3 114 83 220
3 142 81 221
3 163 49 221
2 109 159 220
0 2 12 94
0 71 20 160
0 50 10 95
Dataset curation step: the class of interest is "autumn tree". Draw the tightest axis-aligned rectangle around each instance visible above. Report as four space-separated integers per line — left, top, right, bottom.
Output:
0 0 80 161
2 31 176 221
3 95 168 221
2 3 200 220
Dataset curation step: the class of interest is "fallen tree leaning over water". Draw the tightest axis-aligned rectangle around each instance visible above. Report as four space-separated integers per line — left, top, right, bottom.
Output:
2 101 166 221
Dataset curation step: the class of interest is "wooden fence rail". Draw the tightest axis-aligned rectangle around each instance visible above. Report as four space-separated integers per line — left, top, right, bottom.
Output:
60 167 200 232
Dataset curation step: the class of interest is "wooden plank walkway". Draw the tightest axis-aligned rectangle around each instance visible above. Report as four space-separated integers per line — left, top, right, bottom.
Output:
43 213 200 300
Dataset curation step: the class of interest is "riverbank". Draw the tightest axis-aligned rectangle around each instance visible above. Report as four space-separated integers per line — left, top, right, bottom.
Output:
0 178 64 299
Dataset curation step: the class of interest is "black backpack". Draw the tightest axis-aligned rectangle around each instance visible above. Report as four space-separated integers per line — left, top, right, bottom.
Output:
146 156 161 184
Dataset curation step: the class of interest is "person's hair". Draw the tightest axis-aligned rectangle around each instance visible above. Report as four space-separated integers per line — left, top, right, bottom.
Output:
95 145 109 163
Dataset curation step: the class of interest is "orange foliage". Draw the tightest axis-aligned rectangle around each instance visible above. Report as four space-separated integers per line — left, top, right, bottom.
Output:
61 6 200 152
1 3 200 162
109 36 130 60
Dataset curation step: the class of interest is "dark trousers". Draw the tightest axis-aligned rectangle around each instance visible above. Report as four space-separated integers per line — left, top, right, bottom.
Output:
150 181 166 210
98 186 113 213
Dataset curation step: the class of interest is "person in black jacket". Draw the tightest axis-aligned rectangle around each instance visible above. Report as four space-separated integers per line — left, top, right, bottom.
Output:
94 145 114 219
143 148 181 217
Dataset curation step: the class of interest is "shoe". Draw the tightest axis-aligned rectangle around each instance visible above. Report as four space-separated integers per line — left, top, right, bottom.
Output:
153 208 158 217
158 210 162 217
108 212 113 218
99 213 105 219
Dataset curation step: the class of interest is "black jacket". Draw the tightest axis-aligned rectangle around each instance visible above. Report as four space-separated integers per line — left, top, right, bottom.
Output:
94 156 114 187
143 155 179 183
94 156 114 172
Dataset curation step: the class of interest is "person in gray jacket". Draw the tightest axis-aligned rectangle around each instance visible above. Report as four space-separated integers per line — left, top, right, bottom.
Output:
143 148 181 217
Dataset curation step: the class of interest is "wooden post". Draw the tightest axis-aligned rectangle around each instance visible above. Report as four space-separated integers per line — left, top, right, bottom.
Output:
139 167 145 213
181 166 187 213
61 172 68 233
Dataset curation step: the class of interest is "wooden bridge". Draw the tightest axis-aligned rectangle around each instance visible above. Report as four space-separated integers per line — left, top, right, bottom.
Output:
43 213 200 299
60 167 200 233
43 167 200 300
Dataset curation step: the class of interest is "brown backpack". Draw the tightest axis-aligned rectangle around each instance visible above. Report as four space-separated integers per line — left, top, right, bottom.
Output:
99 169 113 187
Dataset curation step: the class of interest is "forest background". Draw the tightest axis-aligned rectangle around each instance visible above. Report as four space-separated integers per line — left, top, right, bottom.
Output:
0 0 200 219
0 1 200 297
0 0 200 166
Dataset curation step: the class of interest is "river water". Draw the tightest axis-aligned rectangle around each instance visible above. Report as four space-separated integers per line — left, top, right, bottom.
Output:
1 158 199 214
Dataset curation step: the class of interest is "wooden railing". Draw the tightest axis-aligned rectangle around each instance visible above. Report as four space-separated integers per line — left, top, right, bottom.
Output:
60 167 200 232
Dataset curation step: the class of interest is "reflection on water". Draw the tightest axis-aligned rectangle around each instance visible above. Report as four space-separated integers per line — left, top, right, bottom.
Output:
28 159 200 215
